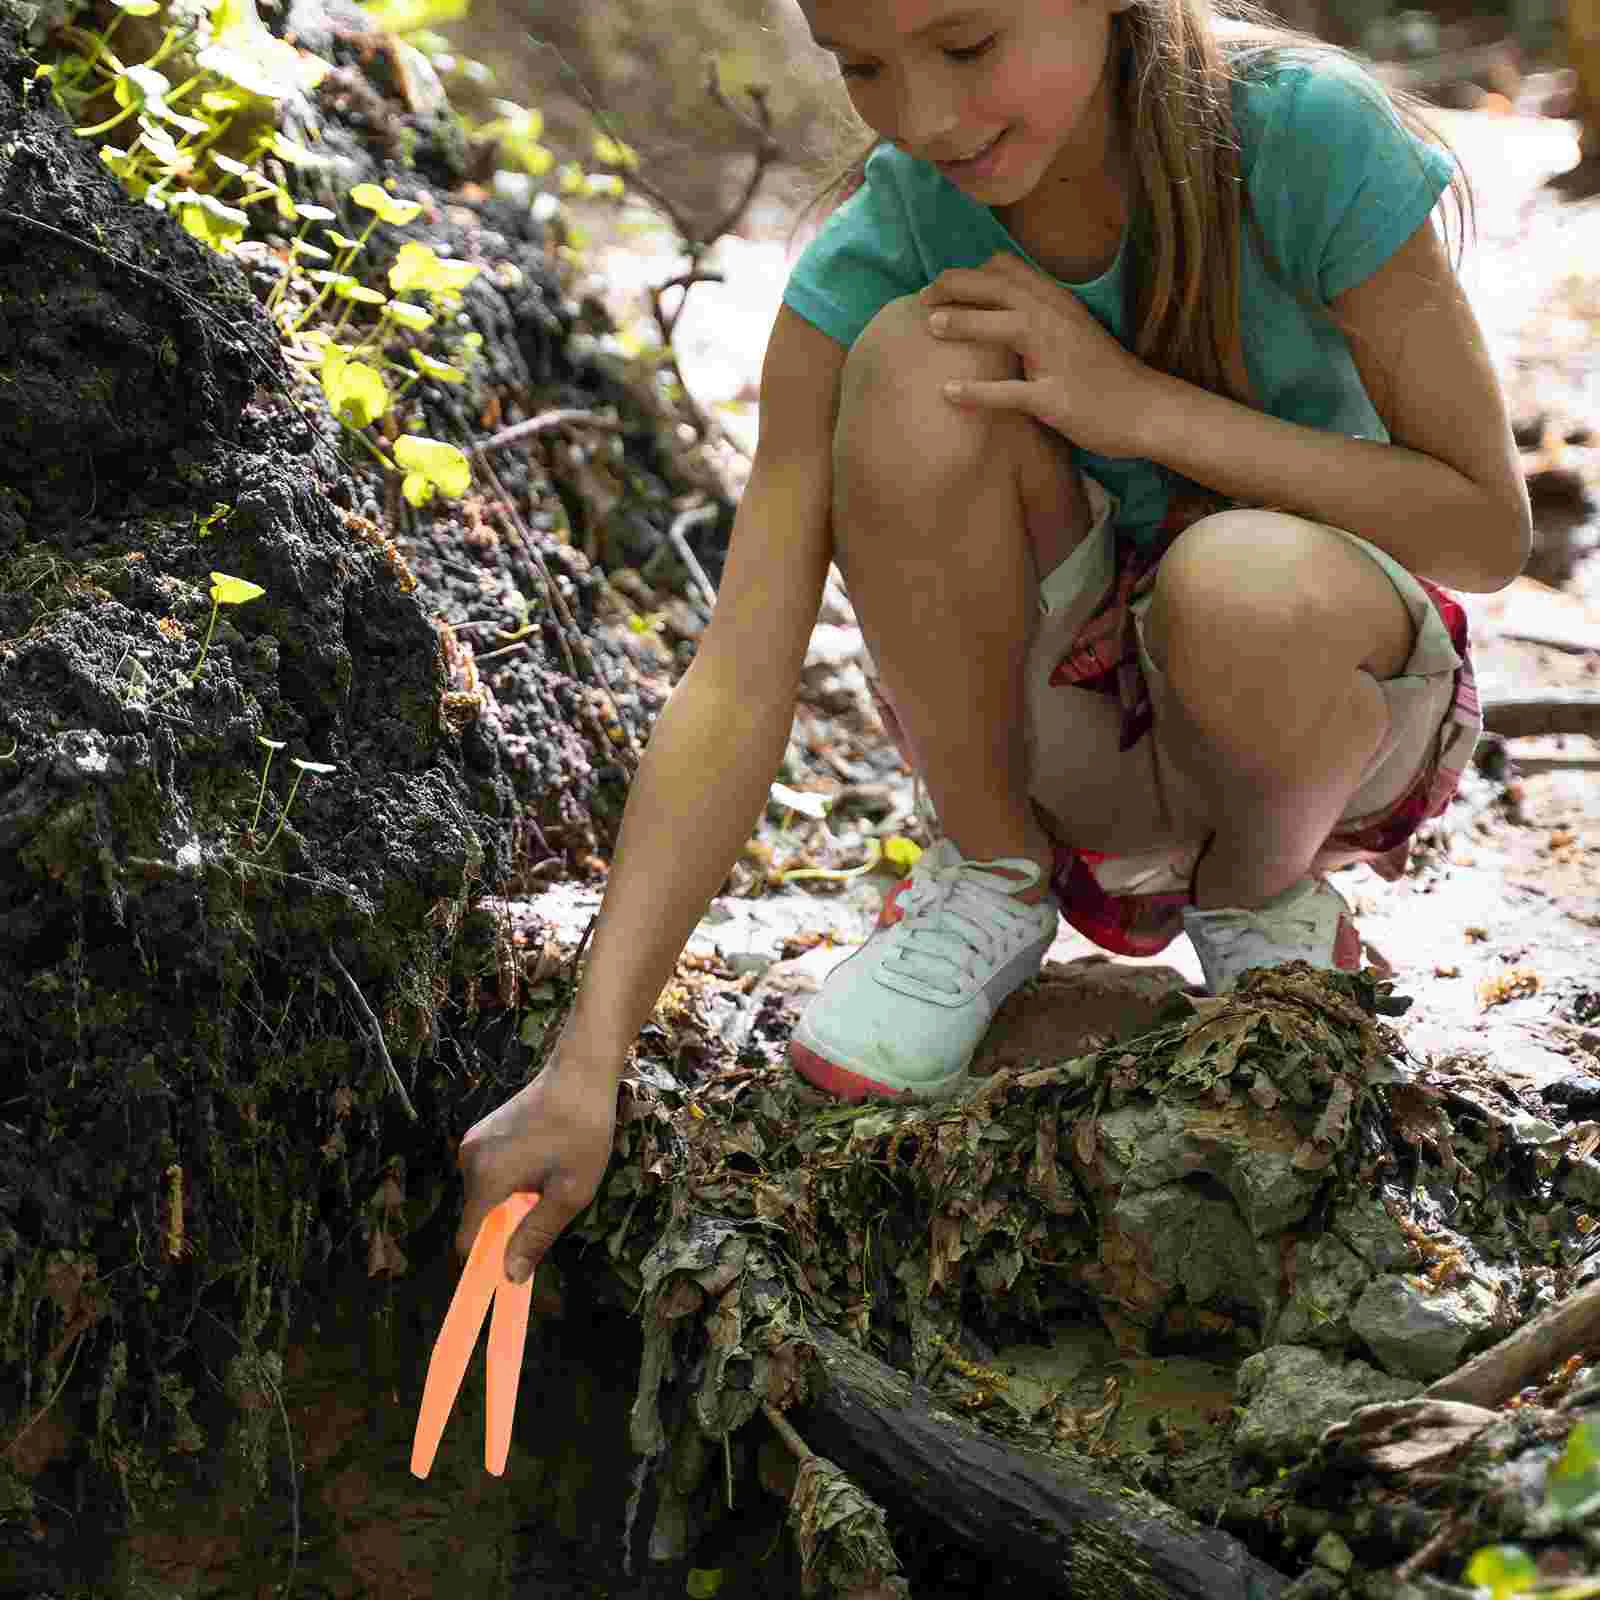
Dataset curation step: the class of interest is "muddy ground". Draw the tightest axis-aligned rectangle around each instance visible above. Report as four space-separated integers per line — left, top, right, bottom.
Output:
2 1 1600 1596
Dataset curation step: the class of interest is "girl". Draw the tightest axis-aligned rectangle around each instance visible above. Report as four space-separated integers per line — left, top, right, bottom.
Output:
459 0 1530 1282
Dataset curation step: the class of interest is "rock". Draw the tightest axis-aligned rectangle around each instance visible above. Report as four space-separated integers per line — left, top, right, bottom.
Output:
1544 1073 1600 1119
1234 1346 1420 1466
1274 1195 1420 1347
1348 1274 1502 1381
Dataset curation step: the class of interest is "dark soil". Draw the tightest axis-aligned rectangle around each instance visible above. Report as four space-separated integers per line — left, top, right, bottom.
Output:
0 0 733 1589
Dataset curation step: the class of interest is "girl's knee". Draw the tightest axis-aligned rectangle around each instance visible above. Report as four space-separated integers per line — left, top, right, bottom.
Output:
1147 511 1337 666
1146 510 1412 680
836 295 1018 478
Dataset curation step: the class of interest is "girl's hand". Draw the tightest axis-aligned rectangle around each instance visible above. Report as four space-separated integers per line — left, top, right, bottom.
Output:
455 1040 619 1285
921 253 1162 460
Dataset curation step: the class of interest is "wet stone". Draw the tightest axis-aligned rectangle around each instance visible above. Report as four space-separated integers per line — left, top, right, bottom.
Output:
1234 1345 1420 1466
1348 1273 1502 1381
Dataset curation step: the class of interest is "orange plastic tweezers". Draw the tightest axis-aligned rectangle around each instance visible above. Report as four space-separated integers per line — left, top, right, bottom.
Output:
411 1191 541 1479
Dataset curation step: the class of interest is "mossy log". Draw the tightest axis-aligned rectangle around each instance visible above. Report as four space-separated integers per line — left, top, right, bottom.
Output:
801 1326 1286 1599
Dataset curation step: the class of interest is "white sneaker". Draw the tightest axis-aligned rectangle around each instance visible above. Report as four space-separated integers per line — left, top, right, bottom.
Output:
1182 876 1361 995
789 840 1059 1101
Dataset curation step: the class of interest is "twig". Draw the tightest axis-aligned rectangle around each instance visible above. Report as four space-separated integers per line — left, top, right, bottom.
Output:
473 639 529 664
1392 1511 1468 1584
477 408 628 456
1426 1276 1600 1409
666 502 721 617
470 449 643 778
532 910 599 1077
325 945 418 1123
763 1400 815 1463
1 1320 88 1463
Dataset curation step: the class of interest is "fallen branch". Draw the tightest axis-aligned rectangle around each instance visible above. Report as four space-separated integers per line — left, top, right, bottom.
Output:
1482 692 1600 739
1425 1277 1600 1410
476 408 627 456
800 1326 1288 1599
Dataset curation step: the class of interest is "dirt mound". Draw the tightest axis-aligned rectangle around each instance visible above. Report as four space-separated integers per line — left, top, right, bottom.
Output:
0 0 729 1582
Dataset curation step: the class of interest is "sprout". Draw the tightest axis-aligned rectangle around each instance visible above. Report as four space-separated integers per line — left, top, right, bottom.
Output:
319 343 390 429
383 300 434 333
249 736 285 833
393 436 470 505
152 567 260 704
257 757 336 854
350 182 423 227
333 280 387 306
407 349 464 384
387 239 479 300
173 191 249 252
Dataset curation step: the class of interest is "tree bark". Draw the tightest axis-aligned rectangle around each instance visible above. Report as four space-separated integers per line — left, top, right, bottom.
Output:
799 1327 1288 1600
1482 692 1600 739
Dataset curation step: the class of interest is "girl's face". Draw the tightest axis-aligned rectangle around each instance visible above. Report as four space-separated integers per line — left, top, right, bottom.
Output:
800 0 1132 204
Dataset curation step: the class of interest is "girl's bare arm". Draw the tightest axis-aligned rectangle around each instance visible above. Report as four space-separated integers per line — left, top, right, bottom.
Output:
1132 220 1531 593
561 307 846 1076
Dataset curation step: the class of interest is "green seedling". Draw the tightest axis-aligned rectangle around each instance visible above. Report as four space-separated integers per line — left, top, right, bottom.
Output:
393 436 470 507
249 736 285 832
257 757 336 853
195 0 329 103
319 342 391 428
154 569 263 702
387 239 479 305
472 100 554 177
357 0 468 36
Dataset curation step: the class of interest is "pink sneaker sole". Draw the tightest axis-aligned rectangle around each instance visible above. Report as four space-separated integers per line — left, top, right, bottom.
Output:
788 1039 916 1102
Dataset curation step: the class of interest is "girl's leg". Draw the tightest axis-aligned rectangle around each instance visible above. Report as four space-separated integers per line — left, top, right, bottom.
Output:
831 294 1090 886
1140 510 1417 910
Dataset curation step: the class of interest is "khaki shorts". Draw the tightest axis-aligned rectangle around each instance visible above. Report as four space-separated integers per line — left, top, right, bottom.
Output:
865 477 1481 954
1027 476 1470 859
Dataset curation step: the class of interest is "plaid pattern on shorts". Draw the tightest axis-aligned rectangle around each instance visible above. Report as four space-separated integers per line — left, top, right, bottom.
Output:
1045 494 1481 958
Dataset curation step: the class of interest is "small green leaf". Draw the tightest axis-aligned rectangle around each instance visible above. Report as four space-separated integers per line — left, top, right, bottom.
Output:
333 280 388 305
393 435 471 505
267 132 327 168
685 1572 723 1600
174 191 249 250
209 572 265 606
350 182 423 226
387 239 478 297
356 0 468 34
294 202 337 223
319 344 392 428
1556 1421 1600 1481
882 835 923 872
384 300 434 332
407 350 464 384
592 132 639 170
1463 1545 1538 1600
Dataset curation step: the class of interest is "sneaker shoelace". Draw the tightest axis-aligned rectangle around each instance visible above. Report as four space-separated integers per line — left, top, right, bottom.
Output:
886 857 1042 996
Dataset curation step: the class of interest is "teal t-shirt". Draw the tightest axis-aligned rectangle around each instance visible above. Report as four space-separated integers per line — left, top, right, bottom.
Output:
782 52 1456 546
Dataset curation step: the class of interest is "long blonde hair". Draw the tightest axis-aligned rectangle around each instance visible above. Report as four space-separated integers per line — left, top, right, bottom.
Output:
803 1 1472 410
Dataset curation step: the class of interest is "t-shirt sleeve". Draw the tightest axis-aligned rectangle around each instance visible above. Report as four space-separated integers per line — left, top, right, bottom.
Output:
1245 58 1457 304
783 150 928 347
